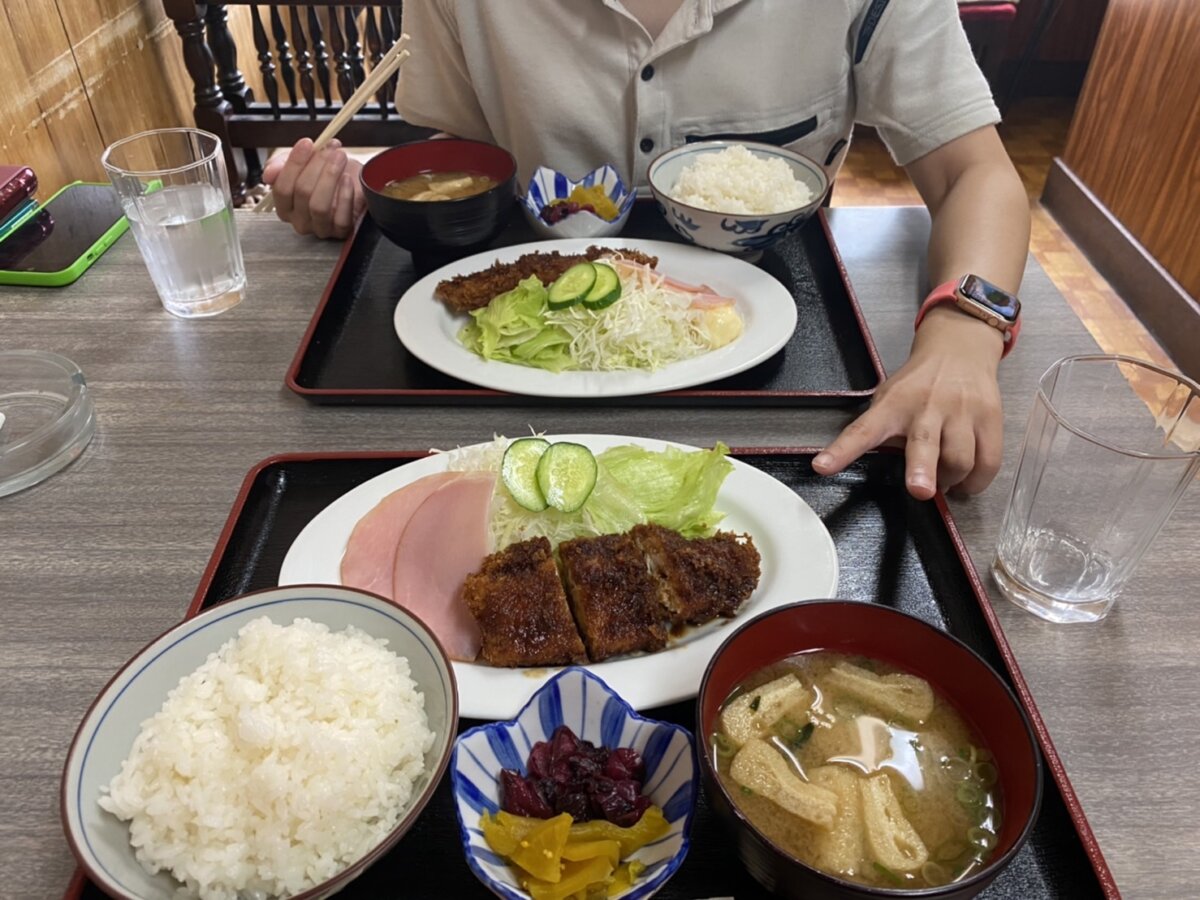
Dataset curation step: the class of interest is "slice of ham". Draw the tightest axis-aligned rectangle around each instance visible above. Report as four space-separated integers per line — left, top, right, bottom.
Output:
606 256 736 308
393 471 497 661
339 471 465 598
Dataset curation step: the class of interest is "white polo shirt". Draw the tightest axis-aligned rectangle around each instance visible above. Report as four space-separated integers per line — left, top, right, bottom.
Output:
397 0 1000 189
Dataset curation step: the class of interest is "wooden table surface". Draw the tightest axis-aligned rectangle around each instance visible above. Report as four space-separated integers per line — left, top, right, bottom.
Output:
1 208 1193 899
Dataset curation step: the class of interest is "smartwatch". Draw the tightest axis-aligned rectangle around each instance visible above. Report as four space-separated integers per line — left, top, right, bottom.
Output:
915 275 1022 356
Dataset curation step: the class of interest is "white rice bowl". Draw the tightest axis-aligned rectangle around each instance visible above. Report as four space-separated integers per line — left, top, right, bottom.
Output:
97 616 434 900
671 144 815 215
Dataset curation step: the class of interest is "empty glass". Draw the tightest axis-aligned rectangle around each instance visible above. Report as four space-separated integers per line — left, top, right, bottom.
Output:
993 355 1200 623
102 128 245 318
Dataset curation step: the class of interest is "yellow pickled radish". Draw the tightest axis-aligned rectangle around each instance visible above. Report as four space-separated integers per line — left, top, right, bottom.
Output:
567 806 669 857
560 838 621 868
511 813 573 883
527 856 614 900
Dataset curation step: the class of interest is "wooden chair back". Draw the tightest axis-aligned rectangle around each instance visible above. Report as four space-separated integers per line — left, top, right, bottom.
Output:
163 1 432 204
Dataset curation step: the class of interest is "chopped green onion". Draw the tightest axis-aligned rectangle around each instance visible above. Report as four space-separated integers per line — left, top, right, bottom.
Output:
944 756 972 782
968 826 997 852
935 840 969 862
712 733 737 759
749 695 761 712
792 722 815 748
957 783 985 806
741 785 753 796
920 861 950 886
872 863 904 886
975 761 999 788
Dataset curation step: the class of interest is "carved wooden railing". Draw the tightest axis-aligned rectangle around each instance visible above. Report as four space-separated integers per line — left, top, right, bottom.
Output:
162 1 432 203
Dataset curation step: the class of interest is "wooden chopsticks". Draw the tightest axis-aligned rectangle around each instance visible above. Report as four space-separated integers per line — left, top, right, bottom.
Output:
256 33 411 215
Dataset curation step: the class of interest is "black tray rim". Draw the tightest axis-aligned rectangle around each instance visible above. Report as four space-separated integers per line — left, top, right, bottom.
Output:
283 209 888 403
62 447 1121 900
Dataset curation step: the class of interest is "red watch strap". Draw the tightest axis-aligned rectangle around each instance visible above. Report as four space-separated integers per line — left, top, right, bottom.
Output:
915 279 1020 357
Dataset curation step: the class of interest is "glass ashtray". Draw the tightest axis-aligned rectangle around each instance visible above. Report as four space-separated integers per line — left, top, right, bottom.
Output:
0 350 96 498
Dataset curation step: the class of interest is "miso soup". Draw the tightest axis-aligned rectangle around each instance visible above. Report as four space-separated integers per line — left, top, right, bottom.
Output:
712 652 1001 889
382 170 497 201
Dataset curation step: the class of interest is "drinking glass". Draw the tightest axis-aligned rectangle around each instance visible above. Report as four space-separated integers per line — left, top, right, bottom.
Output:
993 354 1200 623
101 128 245 317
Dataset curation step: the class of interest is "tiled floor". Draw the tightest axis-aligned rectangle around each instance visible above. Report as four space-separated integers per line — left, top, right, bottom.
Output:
831 98 1176 372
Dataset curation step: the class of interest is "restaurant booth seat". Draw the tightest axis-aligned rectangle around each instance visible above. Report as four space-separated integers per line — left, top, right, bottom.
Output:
160 0 1019 203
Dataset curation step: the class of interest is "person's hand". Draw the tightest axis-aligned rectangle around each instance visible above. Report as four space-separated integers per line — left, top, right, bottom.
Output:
262 138 366 239
813 307 1005 499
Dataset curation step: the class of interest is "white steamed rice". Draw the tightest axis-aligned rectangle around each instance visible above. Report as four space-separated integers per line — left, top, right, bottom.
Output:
671 144 815 214
99 616 435 900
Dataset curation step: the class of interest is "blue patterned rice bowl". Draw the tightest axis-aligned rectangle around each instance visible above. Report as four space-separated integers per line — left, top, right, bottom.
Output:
521 165 636 239
647 140 828 253
452 667 696 899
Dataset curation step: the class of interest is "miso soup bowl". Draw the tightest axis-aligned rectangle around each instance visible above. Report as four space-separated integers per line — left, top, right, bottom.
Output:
696 600 1043 900
361 138 517 256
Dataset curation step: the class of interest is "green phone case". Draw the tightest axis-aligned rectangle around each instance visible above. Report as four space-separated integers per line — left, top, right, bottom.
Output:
0 181 130 287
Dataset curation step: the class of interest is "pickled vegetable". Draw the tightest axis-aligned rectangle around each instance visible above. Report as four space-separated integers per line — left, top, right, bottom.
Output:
510 813 572 882
482 805 665 899
527 857 613 900
567 805 669 857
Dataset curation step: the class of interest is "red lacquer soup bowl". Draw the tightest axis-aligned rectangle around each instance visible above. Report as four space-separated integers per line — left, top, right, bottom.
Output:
360 138 517 255
696 600 1043 900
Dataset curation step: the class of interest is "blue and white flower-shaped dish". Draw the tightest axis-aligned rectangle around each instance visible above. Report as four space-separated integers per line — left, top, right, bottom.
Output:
452 667 696 900
520 165 636 240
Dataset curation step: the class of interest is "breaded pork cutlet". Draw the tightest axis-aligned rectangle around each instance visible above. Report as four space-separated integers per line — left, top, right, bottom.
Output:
631 524 761 626
462 537 587 667
557 533 667 661
435 246 660 314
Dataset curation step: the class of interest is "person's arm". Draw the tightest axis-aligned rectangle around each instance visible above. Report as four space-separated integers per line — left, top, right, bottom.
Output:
813 125 1029 498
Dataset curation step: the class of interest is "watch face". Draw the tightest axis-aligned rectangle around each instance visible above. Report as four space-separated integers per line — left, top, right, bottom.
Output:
960 274 1020 324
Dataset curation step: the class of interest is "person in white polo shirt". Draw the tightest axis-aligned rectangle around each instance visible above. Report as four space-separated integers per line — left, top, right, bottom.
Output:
265 0 1030 501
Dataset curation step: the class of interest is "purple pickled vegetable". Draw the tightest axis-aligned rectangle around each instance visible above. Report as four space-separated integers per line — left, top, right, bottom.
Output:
497 725 653 825
500 769 553 819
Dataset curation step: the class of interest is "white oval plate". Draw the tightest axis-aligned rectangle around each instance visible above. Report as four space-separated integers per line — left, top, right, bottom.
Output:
278 435 838 719
393 239 797 398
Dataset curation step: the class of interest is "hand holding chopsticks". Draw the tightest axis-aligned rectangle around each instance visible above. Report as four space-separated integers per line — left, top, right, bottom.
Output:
257 33 411 215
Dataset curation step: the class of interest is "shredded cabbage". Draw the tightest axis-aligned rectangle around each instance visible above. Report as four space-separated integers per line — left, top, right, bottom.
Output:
443 436 733 549
456 259 736 372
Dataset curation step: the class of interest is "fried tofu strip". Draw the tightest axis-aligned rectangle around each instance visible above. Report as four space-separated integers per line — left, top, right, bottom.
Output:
809 766 865 878
719 674 812 747
825 662 935 725
861 773 929 873
729 739 838 830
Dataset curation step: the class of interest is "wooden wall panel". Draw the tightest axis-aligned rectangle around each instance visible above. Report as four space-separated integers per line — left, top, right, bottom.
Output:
57 0 194 171
0 0 110 193
1063 0 1200 297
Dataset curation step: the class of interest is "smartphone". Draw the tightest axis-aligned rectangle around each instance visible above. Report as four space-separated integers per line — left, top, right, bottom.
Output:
0 181 129 287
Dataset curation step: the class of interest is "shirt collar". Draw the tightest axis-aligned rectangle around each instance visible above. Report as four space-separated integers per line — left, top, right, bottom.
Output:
602 0 753 53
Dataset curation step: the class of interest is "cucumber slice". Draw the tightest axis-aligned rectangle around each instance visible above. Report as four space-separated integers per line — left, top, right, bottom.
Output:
501 438 551 511
535 442 598 513
547 263 596 309
582 263 622 310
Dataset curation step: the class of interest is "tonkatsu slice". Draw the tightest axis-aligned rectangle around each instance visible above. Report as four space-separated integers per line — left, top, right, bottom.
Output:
631 524 761 625
557 533 667 661
462 537 587 667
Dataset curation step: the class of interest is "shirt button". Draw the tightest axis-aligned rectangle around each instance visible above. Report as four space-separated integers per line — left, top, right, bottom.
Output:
641 65 655 81
640 137 655 153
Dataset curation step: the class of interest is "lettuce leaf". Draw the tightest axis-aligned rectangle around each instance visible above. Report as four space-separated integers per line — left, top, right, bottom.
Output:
590 442 733 537
464 439 735 549
457 276 574 372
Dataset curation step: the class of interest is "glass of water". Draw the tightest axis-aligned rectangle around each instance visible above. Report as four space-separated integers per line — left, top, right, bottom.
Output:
102 128 245 317
993 354 1200 623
